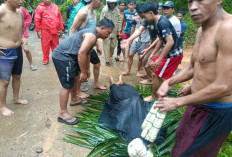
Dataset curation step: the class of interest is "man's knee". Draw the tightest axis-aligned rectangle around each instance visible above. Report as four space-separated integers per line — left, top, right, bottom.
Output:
94 63 101 69
0 80 10 88
12 75 21 80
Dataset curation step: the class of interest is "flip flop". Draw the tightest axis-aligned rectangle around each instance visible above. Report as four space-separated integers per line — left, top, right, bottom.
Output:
30 66 37 71
57 116 79 125
70 99 90 106
81 85 88 92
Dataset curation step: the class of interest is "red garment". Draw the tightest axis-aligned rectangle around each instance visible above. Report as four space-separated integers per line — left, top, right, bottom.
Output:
34 2 63 63
20 7 31 38
41 29 59 63
152 54 183 79
34 2 64 34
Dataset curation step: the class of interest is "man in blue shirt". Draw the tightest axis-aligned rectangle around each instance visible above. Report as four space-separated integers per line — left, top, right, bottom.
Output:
177 10 187 48
120 0 137 61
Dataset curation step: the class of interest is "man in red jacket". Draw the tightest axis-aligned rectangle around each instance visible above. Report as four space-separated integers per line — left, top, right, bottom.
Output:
34 0 64 65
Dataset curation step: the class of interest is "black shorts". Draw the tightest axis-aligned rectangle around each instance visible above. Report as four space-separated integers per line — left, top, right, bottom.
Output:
12 47 23 76
53 58 80 89
90 49 100 65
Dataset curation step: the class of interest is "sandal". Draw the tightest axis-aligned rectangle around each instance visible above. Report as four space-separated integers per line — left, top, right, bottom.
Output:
30 66 37 71
57 116 79 125
70 99 90 106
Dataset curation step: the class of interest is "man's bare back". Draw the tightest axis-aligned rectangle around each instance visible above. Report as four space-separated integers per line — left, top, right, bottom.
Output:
0 5 23 48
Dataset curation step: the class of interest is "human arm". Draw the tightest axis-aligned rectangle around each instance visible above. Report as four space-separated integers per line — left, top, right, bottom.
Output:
34 6 42 38
78 33 97 82
178 84 191 96
121 25 145 48
69 9 87 35
58 8 64 32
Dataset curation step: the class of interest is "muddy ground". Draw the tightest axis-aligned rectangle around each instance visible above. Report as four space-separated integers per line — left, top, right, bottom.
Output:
0 31 192 157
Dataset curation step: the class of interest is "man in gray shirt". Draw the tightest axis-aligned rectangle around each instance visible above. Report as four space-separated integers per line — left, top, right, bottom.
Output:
52 19 114 125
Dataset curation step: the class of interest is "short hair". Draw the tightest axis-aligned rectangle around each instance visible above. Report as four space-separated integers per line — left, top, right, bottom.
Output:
128 0 136 4
119 0 126 6
136 3 145 14
97 18 115 29
178 10 185 16
141 2 158 15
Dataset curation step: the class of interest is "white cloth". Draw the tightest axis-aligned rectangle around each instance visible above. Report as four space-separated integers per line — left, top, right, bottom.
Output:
128 138 153 157
168 15 181 37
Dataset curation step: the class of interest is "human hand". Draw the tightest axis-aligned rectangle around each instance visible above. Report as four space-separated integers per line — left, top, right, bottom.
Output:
0 47 6 56
178 84 191 96
155 97 179 112
59 30 63 36
149 58 162 69
157 80 170 98
80 72 88 83
37 31 41 38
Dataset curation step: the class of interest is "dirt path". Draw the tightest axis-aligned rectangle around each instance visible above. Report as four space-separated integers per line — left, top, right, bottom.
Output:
0 31 192 157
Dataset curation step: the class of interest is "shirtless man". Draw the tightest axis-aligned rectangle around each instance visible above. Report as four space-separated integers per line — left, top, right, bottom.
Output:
155 0 232 156
69 0 106 99
0 0 28 116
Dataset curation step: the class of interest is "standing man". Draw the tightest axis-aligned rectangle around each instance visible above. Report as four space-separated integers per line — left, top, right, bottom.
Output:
69 0 106 99
52 19 114 125
115 1 126 62
120 0 137 62
141 3 183 101
156 0 232 156
66 0 79 22
163 1 181 37
177 10 187 48
100 0 121 66
0 0 28 116
34 0 64 65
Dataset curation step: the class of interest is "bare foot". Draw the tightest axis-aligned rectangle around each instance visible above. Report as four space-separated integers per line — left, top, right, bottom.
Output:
143 95 155 102
122 71 130 76
77 92 89 99
108 75 115 85
136 72 148 78
0 107 15 116
117 75 123 86
119 58 127 62
93 83 107 90
14 99 29 105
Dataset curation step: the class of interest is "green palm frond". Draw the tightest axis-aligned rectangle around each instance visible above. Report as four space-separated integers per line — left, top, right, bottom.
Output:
64 85 183 156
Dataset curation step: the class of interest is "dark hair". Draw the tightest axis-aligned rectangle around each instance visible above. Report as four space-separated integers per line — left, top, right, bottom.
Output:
97 18 115 29
136 3 145 14
148 0 158 8
119 1 126 6
178 10 185 16
141 2 158 15
128 0 136 4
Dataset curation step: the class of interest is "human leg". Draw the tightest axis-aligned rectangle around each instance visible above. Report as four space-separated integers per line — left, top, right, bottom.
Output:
22 38 36 70
41 30 52 64
11 47 28 104
103 38 111 65
116 37 122 61
122 53 134 75
0 79 14 116
144 75 163 101
51 34 59 51
90 49 106 90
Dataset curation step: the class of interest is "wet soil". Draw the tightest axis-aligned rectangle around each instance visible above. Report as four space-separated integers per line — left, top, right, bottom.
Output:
0 31 192 157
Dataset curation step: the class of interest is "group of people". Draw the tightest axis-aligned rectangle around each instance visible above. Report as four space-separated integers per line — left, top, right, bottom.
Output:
1 0 232 156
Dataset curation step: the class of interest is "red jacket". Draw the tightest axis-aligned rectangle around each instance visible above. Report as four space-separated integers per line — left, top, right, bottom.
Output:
34 2 64 34
20 7 31 38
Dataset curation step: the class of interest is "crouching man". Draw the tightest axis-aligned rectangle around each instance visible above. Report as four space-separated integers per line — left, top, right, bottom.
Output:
52 19 114 125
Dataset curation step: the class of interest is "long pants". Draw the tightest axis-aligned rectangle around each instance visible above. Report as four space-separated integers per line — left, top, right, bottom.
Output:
103 37 118 63
117 37 121 56
41 29 59 63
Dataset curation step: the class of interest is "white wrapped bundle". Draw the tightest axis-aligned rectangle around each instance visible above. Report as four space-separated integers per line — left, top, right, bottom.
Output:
141 101 167 142
128 138 153 157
